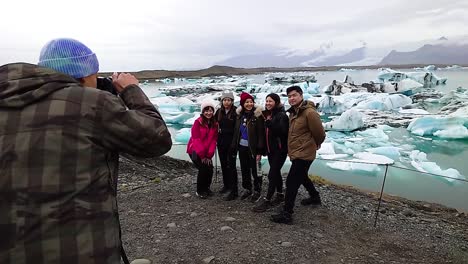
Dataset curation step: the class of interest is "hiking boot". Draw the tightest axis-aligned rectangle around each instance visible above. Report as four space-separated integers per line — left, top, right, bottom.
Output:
301 195 322 206
224 191 238 201
250 191 261 202
270 210 293 224
219 187 229 194
196 192 208 199
240 190 252 200
252 198 272 212
131 259 152 264
270 193 285 206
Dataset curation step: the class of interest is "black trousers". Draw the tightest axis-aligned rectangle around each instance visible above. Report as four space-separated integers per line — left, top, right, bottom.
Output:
238 146 262 192
265 151 287 200
189 153 213 193
218 145 238 193
284 159 319 213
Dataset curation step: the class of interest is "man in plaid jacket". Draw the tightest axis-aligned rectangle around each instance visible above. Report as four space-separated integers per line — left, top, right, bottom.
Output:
0 38 172 263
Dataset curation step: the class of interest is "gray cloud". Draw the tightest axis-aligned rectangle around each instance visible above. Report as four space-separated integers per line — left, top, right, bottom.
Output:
1 0 467 70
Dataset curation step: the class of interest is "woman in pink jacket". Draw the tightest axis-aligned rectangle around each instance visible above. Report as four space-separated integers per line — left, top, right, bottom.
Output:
187 99 219 199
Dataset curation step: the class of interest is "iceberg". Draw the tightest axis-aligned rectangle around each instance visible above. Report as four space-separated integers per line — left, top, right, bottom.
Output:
317 142 335 155
366 146 401 160
164 112 195 124
355 94 412 111
306 83 321 94
356 128 389 141
174 128 191 144
324 109 365 132
409 150 464 183
407 116 468 139
353 152 394 165
183 113 200 125
326 160 381 173
319 154 349 160
378 68 447 88
317 95 347 114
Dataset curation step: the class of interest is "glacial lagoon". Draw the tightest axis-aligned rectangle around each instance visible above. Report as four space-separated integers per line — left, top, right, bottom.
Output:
141 68 468 211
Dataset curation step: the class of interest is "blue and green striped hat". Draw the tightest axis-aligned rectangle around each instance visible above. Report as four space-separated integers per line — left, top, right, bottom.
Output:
38 38 99 78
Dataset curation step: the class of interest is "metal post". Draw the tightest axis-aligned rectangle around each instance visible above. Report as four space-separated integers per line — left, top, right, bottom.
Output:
214 147 218 183
374 164 389 228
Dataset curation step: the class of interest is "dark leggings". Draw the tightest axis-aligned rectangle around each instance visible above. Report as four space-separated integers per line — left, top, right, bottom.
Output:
189 153 213 193
238 146 262 192
218 145 238 193
265 152 287 200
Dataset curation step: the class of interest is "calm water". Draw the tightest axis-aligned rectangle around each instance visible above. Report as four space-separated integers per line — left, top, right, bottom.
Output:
145 68 468 212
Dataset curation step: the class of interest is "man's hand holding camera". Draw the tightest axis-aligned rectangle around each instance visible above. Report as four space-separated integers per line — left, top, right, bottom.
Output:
111 72 139 93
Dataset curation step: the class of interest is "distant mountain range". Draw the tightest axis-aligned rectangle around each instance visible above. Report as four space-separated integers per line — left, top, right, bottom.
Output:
217 37 468 67
379 43 468 65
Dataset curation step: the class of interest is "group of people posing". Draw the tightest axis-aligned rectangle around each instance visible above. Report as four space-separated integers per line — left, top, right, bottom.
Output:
187 86 326 224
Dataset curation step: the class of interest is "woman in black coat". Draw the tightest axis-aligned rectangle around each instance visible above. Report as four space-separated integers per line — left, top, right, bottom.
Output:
215 92 239 201
253 93 289 212
231 92 265 202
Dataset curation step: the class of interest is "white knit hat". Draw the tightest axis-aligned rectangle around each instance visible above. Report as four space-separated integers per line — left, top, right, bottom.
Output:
200 99 216 111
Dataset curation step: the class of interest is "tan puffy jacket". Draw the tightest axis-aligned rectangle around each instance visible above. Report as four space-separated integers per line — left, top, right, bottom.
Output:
287 100 326 161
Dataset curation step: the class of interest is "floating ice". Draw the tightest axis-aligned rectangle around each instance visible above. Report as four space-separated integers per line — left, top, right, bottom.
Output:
317 95 347 114
433 126 468 139
355 94 412 111
319 154 349 160
326 160 381 173
174 128 191 143
183 113 200 125
306 83 321 94
398 108 430 115
409 150 464 183
353 152 394 165
317 142 335 155
164 112 195 124
407 116 468 139
356 128 389 141
324 109 364 132
366 147 401 160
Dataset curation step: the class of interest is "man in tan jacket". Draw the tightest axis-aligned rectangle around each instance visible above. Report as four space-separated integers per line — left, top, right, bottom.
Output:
271 86 326 224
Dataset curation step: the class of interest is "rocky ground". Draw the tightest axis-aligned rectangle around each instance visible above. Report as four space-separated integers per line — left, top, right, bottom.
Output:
118 155 468 264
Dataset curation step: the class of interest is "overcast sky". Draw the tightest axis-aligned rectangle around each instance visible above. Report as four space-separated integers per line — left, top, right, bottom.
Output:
1 0 467 71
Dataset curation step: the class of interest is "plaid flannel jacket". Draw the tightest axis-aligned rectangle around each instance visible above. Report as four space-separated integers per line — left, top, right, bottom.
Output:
0 63 172 263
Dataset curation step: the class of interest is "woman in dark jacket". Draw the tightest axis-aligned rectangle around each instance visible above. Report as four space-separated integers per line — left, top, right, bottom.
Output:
215 92 239 201
253 93 289 212
231 92 265 202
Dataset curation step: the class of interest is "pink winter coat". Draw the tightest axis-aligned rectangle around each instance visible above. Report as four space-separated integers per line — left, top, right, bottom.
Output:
187 117 219 159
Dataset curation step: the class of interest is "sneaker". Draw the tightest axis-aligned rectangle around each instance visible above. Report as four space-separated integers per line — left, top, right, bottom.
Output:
196 192 208 199
301 195 322 206
219 187 229 194
252 198 272 212
240 190 252 200
224 191 238 201
250 191 261 202
270 193 285 206
270 210 293 224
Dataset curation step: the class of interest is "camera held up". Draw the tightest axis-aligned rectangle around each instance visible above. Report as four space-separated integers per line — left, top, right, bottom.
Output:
97 77 118 95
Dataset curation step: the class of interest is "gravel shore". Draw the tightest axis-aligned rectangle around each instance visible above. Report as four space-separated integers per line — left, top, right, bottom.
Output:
118 155 468 264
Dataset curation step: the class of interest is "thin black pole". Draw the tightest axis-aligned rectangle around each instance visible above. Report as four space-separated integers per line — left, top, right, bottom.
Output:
214 147 218 182
374 164 389 228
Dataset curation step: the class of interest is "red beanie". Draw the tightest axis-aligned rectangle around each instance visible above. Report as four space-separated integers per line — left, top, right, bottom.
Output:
240 92 254 106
